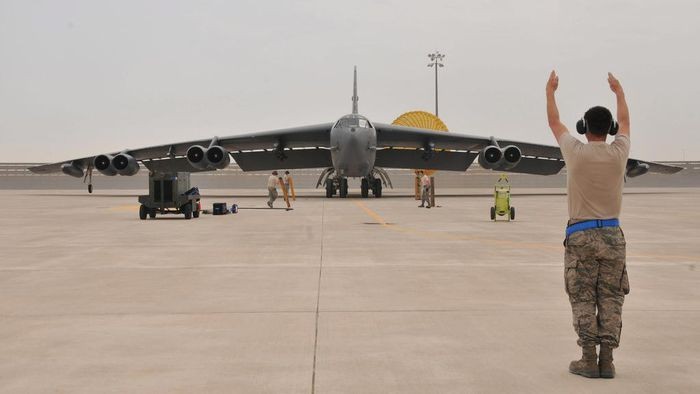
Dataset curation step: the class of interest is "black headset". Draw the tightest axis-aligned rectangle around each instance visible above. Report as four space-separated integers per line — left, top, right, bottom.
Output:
576 110 619 136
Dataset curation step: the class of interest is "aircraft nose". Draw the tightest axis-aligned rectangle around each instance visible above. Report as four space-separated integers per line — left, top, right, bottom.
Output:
348 128 368 147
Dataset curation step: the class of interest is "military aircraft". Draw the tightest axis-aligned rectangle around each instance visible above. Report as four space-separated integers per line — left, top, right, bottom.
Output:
30 67 682 198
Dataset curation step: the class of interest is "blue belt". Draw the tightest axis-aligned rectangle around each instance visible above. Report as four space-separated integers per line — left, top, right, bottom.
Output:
566 219 620 237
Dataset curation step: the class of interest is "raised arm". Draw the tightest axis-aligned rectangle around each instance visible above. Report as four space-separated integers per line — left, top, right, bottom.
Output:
608 72 630 137
546 70 569 142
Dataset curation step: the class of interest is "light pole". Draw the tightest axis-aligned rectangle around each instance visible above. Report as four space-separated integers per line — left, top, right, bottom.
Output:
427 51 445 117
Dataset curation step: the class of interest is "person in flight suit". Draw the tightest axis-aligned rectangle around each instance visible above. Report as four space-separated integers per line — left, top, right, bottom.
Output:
546 71 631 379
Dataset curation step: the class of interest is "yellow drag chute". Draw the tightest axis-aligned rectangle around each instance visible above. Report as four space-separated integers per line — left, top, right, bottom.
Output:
390 111 448 177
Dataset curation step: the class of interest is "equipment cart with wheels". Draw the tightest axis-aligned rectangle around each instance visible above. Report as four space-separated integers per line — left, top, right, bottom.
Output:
138 171 201 220
491 174 515 221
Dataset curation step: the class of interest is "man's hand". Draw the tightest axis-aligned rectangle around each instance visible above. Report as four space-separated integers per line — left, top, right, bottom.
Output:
546 70 568 141
546 70 559 95
608 72 624 96
608 72 630 136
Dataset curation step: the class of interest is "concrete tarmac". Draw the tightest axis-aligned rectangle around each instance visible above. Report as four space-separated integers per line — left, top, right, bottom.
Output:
1 188 699 393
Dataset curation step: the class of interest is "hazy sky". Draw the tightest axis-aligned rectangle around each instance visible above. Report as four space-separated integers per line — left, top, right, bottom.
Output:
1 0 699 162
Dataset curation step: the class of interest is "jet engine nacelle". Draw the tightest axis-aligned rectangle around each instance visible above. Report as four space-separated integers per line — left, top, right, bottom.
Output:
626 161 650 178
478 145 504 170
501 145 522 170
186 145 230 170
112 153 140 176
206 146 231 169
478 145 522 171
94 154 117 176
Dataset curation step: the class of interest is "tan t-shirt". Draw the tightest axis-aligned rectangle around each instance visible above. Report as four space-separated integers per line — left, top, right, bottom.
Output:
267 175 278 189
558 133 630 220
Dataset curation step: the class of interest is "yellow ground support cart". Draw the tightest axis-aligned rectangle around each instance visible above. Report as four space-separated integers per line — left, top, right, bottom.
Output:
491 174 515 221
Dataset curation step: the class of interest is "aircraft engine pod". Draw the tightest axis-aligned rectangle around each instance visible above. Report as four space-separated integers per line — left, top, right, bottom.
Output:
94 154 118 176
61 162 84 178
501 145 522 170
186 145 208 170
478 145 504 170
626 161 650 178
112 153 140 176
186 145 230 170
205 146 231 169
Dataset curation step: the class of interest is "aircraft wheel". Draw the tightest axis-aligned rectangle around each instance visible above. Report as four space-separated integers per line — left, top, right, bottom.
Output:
490 206 496 221
149 209 156 219
373 179 382 198
139 205 148 220
339 178 348 198
193 210 200 218
182 203 193 220
361 178 369 198
325 179 334 198
510 206 515 221
88 184 93 194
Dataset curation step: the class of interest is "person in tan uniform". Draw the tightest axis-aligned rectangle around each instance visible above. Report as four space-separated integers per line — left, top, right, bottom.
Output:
546 71 631 379
418 171 432 208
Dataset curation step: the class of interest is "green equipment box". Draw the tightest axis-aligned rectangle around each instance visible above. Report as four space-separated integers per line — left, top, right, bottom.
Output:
137 172 201 220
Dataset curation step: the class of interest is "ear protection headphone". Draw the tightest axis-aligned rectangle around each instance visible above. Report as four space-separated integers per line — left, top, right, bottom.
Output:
576 111 619 136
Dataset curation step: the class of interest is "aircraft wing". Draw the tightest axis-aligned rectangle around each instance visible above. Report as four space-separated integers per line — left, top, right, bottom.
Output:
29 123 334 174
374 123 683 176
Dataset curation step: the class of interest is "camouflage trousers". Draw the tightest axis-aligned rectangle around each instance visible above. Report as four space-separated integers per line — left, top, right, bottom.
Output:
421 186 431 207
564 226 630 348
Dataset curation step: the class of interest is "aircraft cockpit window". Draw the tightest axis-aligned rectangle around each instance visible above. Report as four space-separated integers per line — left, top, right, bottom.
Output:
336 117 372 128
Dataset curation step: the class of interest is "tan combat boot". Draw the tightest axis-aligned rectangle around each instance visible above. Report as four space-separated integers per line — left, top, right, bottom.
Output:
599 345 616 378
569 346 600 378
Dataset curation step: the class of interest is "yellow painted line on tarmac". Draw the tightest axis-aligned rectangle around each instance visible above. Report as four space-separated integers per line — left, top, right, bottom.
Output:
353 200 558 251
352 201 700 262
354 200 389 226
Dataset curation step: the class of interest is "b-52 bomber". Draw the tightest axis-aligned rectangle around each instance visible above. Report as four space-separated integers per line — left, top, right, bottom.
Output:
30 67 681 198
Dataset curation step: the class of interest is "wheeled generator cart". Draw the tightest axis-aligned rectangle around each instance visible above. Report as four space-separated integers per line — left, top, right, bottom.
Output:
137 172 201 220
490 174 515 221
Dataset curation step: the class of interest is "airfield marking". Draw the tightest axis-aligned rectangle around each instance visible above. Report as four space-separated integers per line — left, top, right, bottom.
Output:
353 200 560 251
107 200 696 263
352 201 700 263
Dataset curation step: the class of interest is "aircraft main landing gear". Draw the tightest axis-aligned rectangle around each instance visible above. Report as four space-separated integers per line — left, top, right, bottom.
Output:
371 178 382 198
317 168 391 199
325 178 335 198
361 177 382 198
83 166 94 193
339 178 348 198
325 177 348 198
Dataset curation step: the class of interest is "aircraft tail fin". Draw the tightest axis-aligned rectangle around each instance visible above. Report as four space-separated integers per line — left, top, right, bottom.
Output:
352 66 359 114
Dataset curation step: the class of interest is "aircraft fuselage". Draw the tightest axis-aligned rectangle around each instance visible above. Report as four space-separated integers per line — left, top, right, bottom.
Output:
330 114 376 178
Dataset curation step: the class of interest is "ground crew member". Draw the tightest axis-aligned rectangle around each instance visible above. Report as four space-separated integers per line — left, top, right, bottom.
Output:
267 171 279 208
282 171 290 193
418 171 431 208
546 71 631 379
